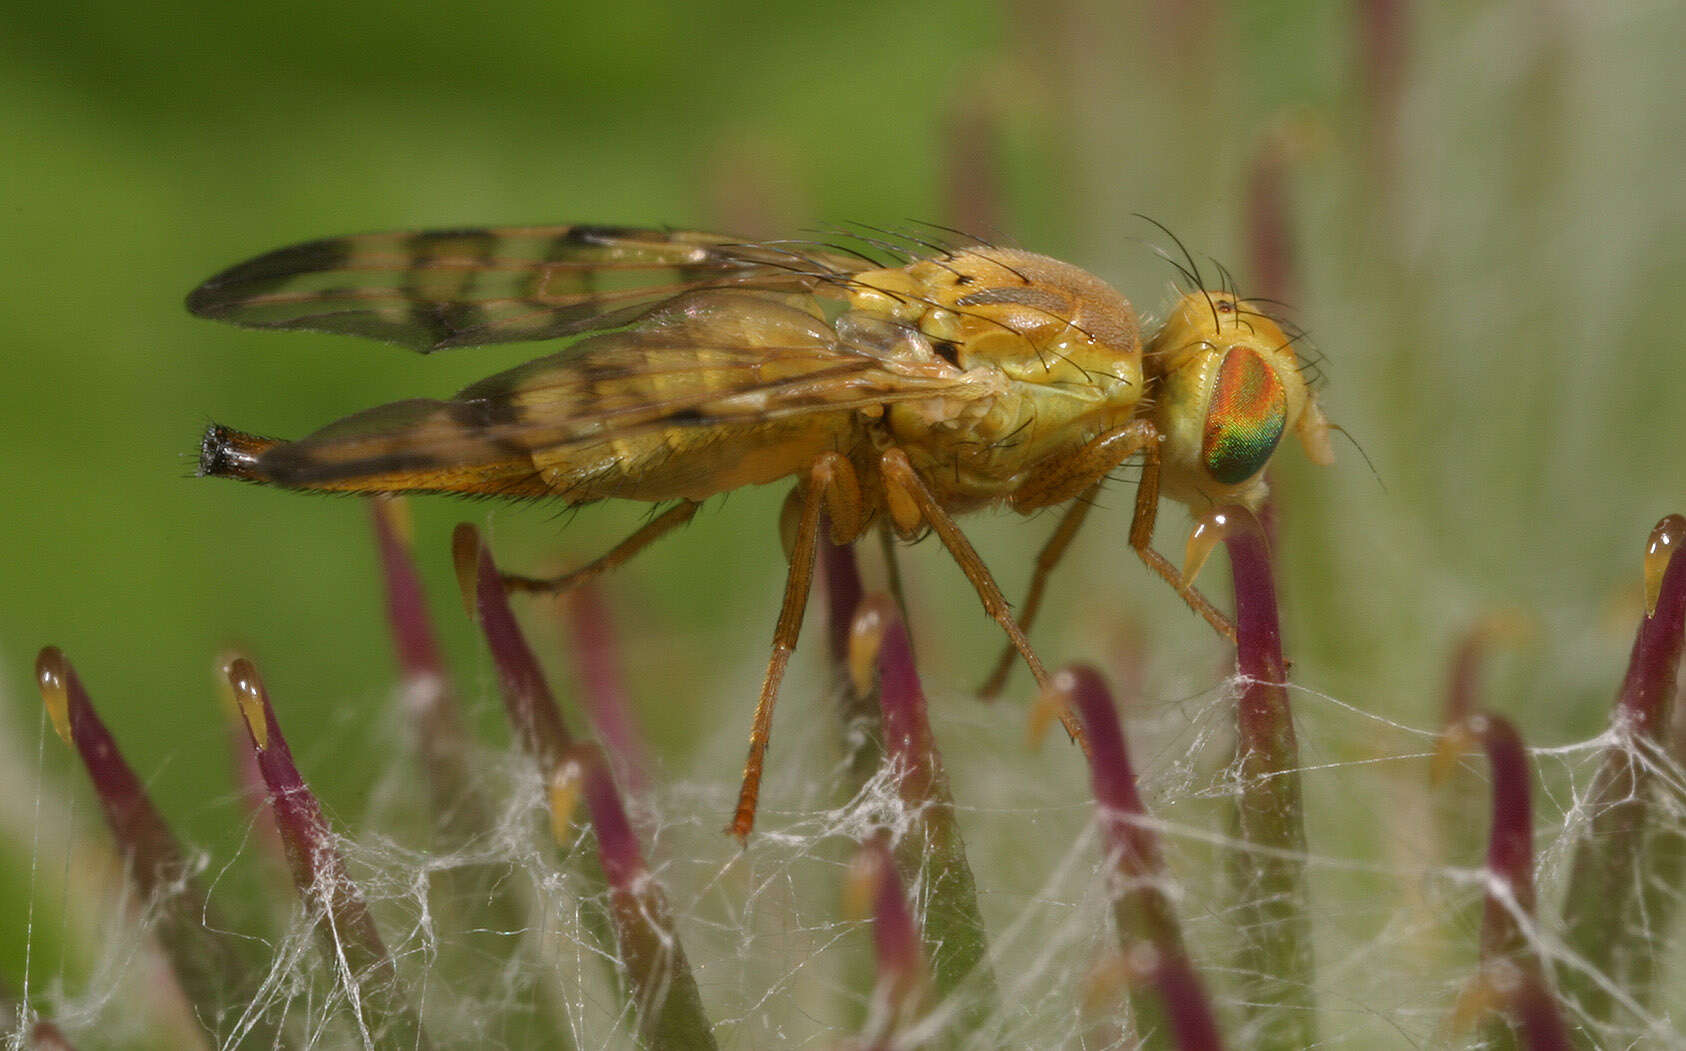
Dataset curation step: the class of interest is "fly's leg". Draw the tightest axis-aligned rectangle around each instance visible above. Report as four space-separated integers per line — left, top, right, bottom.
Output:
980 421 1160 696
982 420 1237 695
1125 436 1238 643
877 448 1089 749
976 490 1097 698
1017 420 1237 643
731 452 863 840
501 500 700 594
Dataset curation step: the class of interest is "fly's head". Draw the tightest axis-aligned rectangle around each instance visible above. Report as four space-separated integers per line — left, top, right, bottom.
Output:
1147 290 1334 510
846 248 1143 403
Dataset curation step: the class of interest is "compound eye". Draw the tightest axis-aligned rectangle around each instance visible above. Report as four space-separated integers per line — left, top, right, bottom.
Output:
1202 346 1286 485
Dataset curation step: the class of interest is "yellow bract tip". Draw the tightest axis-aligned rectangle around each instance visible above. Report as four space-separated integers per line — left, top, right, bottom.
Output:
374 495 414 547
1431 716 1486 787
35 647 72 747
547 761 584 845
1028 669 1077 750
451 523 482 622
1078 950 1132 1014
1643 514 1685 617
226 658 269 750
842 843 885 920
1444 962 1517 1036
848 598 890 698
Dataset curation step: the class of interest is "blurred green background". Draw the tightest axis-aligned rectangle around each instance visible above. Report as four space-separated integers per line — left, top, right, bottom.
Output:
3 0 1684 1039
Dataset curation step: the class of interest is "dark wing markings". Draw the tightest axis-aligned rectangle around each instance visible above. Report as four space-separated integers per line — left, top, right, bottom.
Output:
187 225 876 352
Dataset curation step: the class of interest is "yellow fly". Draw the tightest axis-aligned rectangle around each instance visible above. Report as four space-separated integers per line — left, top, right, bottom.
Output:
190 224 1332 837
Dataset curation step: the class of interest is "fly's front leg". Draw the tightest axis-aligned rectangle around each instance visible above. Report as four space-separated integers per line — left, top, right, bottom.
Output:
1127 434 1238 643
731 452 862 840
987 420 1236 693
502 501 700 595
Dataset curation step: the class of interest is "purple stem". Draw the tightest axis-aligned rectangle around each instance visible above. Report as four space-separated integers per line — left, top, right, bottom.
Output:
28 1020 77 1051
1245 130 1299 309
854 832 925 1048
1615 515 1686 740
859 594 996 1024
1220 510 1314 1049
37 649 189 902
457 527 715 1049
821 527 865 672
1355 0 1409 187
562 582 650 798
370 499 496 840
1061 666 1223 1051
866 836 921 994
226 658 432 1050
1477 715 1536 956
370 497 446 680
1470 714 1570 1049
874 596 934 792
579 744 643 891
457 525 575 776
1559 514 1686 1028
36 649 285 1049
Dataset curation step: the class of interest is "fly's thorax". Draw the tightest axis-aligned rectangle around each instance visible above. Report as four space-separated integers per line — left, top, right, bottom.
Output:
846 247 1143 393
1147 291 1329 509
878 372 1141 508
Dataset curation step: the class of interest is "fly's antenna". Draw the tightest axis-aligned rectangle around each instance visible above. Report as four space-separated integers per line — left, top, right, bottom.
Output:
1328 422 1385 493
1212 260 1260 336
1213 258 1237 300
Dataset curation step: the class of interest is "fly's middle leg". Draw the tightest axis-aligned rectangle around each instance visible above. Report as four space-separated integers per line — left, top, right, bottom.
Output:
877 448 1090 752
976 489 1097 698
981 420 1161 695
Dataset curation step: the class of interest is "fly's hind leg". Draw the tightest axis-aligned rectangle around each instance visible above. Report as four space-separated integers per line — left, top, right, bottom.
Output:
731 451 863 840
501 500 701 595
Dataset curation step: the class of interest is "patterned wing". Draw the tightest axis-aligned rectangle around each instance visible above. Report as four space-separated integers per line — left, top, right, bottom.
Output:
221 290 992 500
186 225 876 352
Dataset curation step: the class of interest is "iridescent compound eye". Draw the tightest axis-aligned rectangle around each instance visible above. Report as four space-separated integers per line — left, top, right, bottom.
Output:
1201 345 1287 485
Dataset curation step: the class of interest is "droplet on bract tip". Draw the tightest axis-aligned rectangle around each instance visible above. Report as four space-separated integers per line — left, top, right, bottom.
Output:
1182 507 1243 588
